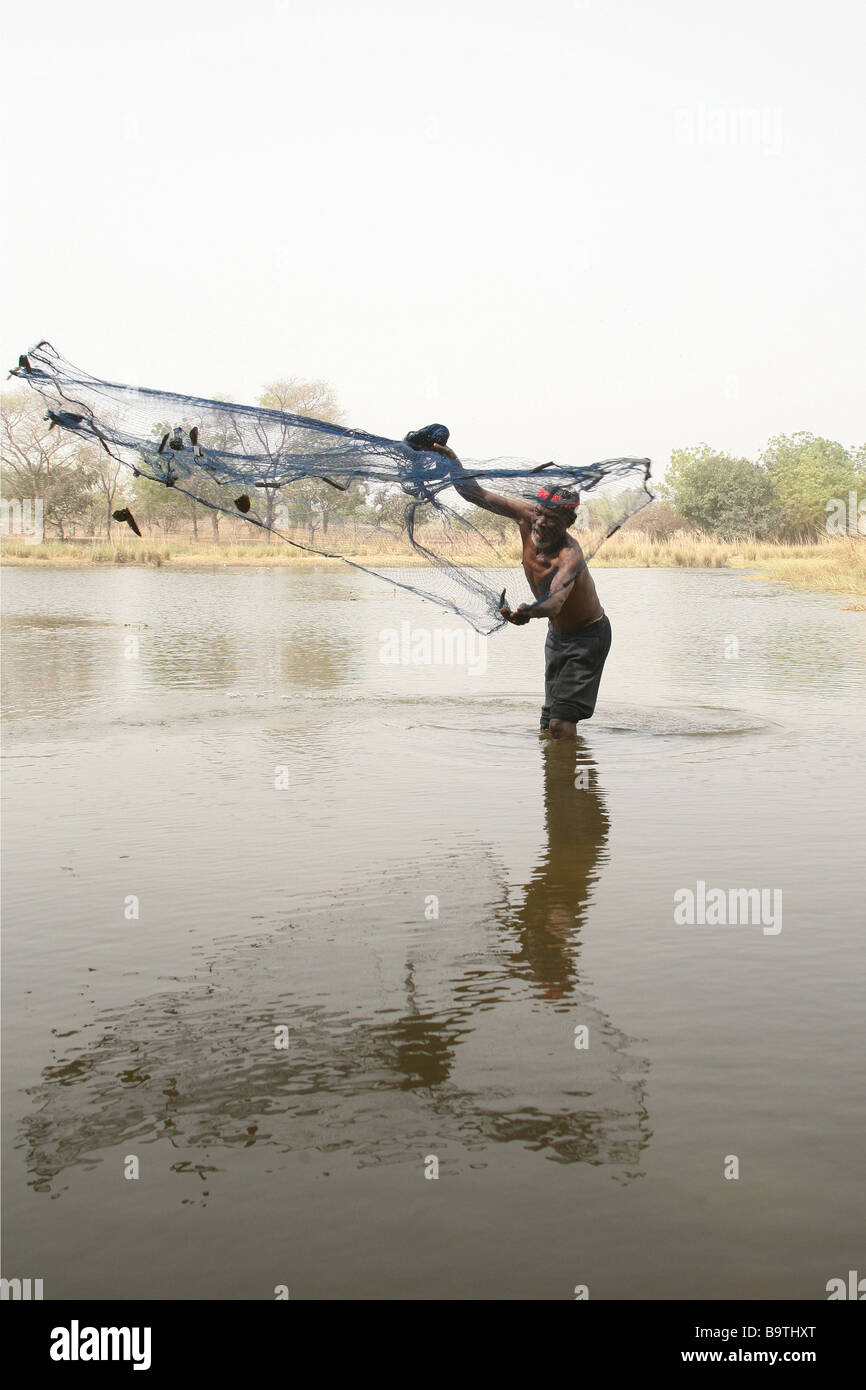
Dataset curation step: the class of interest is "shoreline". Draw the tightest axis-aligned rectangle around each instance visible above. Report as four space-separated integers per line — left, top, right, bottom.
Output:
2 534 864 604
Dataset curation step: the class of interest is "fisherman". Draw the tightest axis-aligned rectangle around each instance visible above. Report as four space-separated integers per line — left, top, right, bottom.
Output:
434 442 612 740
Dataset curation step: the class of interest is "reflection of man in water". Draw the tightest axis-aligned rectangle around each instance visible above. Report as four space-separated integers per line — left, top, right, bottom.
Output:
435 442 612 740
20 737 647 1189
506 739 609 1002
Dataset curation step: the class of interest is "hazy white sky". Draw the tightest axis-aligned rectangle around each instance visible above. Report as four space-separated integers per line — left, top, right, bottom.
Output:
2 0 864 477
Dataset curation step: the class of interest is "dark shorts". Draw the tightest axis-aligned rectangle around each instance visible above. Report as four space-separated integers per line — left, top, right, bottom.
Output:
540 614 612 729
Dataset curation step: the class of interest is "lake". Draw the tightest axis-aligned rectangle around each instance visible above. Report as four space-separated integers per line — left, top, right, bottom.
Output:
2 564 864 1299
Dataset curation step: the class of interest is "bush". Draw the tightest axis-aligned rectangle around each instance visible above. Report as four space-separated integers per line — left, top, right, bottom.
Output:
622 501 698 539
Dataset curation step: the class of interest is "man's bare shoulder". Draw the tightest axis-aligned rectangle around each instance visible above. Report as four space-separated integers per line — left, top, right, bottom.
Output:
560 533 587 567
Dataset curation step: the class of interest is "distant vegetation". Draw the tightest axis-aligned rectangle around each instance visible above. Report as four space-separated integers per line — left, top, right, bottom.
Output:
659 438 865 540
2 380 864 599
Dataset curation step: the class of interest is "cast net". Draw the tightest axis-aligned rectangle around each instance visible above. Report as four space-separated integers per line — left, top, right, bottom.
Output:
11 342 653 633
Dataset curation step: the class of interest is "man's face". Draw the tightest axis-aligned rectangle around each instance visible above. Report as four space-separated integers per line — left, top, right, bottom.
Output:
531 504 568 549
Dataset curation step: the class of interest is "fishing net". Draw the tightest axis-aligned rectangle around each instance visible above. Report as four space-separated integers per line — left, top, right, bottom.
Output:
10 342 653 634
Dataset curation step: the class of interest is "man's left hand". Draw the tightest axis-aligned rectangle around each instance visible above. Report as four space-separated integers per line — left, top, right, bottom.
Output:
432 443 458 463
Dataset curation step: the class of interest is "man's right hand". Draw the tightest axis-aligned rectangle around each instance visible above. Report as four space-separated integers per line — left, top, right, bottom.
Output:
500 604 532 626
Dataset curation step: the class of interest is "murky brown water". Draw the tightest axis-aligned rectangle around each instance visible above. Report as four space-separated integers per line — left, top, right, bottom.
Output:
2 565 864 1299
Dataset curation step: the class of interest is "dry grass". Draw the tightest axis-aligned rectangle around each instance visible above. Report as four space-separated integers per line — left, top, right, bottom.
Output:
595 531 866 598
3 529 864 599
0 530 442 569
0 537 332 568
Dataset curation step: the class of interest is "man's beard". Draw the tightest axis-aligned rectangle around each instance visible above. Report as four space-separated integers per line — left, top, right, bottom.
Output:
532 523 562 552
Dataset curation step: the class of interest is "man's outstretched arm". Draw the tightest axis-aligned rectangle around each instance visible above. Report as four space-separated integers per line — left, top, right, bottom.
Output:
432 444 533 523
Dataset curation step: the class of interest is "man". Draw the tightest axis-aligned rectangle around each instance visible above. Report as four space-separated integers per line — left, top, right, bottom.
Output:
433 443 612 741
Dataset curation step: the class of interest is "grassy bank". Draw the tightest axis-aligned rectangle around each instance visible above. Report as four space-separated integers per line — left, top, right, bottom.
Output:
595 532 866 603
2 531 864 601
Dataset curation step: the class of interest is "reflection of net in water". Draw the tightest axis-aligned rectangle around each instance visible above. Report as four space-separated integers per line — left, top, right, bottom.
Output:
12 342 653 634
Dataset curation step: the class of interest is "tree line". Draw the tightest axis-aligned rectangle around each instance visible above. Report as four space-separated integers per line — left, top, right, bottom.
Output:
658 437 865 540
2 378 863 543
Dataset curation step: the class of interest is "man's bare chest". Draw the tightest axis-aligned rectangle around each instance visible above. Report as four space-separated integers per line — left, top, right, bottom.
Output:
522 543 563 592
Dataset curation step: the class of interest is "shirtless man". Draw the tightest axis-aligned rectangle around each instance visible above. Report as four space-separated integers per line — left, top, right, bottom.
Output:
433 443 612 741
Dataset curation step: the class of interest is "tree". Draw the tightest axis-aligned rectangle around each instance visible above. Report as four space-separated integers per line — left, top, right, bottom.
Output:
255 378 346 540
149 412 233 540
188 401 241 541
357 482 407 533
1 390 96 538
760 433 860 537
661 445 783 539
622 500 697 539
90 448 126 538
44 466 98 540
582 485 653 534
130 475 189 535
2 390 65 496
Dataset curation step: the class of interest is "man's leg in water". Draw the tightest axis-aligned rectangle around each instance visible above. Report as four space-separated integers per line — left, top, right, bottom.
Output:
543 617 612 742
540 630 554 735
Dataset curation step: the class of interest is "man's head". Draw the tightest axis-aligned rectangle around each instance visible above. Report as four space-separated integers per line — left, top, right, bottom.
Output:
532 486 579 547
